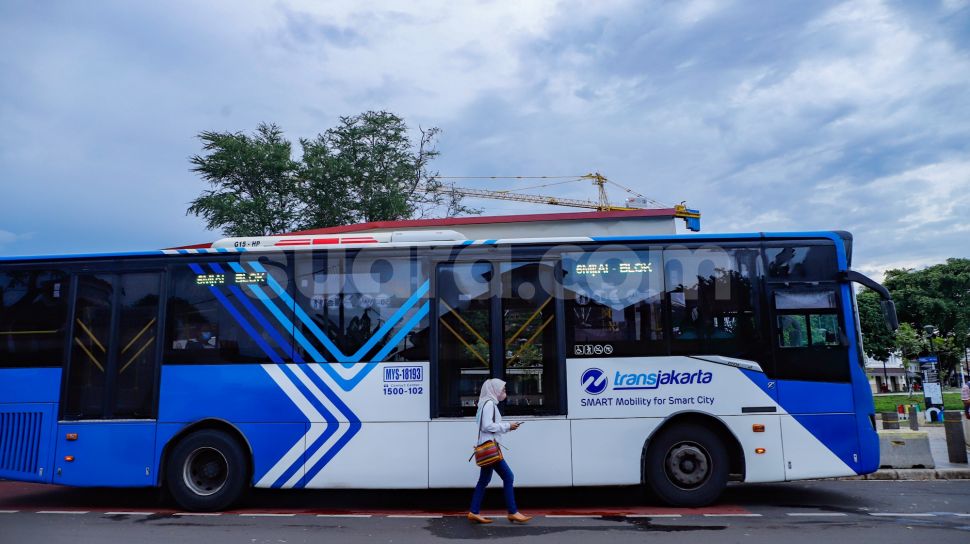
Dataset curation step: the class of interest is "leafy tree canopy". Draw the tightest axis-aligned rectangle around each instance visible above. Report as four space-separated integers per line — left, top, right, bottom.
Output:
884 258 970 343
188 112 476 237
860 258 970 381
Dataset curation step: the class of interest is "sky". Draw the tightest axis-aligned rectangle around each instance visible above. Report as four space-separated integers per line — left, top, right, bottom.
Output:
1 0 968 278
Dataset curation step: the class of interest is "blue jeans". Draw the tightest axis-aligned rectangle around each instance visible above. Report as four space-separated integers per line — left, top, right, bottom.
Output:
469 459 518 514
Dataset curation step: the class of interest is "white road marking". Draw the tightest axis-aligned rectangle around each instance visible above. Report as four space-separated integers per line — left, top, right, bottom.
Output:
0 510 19 514
626 514 683 518
544 515 601 518
104 512 155 516
238 513 296 517
316 514 373 518
386 514 443 519
174 512 221 516
703 513 763 517
786 512 848 517
869 513 936 517
952 513 970 517
36 511 89 515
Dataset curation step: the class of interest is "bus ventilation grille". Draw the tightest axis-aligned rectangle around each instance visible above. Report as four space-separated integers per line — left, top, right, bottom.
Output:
0 412 42 475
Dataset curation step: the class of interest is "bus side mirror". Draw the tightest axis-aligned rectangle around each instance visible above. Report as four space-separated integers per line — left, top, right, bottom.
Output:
880 299 899 331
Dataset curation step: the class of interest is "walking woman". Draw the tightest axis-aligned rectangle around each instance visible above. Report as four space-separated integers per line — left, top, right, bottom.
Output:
467 379 533 524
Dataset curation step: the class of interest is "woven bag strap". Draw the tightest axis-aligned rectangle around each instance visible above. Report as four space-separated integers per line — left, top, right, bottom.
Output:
476 400 496 445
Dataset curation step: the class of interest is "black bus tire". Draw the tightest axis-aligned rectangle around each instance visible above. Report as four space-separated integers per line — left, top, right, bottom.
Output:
644 423 728 507
165 430 249 512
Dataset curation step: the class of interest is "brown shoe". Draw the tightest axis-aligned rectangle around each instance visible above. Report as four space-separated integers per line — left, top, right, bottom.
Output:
467 512 493 524
507 512 533 523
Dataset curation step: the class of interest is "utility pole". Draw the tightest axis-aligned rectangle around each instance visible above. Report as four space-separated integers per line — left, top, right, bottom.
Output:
960 340 970 388
882 356 889 393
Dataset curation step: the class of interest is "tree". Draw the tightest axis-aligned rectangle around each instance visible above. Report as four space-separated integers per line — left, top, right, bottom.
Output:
188 113 476 237
188 123 302 237
894 322 925 362
884 258 970 380
297 112 475 229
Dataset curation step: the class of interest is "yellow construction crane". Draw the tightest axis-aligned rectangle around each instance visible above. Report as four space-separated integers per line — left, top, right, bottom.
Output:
424 172 702 231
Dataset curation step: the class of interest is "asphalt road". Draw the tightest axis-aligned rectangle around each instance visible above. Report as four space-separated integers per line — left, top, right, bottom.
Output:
0 480 968 543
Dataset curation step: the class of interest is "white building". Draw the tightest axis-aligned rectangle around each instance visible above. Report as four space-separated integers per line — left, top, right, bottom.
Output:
865 352 911 393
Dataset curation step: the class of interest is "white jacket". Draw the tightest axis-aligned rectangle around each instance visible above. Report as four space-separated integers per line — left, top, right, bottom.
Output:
477 400 511 445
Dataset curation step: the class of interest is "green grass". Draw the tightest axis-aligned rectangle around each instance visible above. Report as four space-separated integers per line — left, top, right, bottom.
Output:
871 392 964 413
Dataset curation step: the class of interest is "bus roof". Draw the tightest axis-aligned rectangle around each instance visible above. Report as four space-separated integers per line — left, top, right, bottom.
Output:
0 231 851 264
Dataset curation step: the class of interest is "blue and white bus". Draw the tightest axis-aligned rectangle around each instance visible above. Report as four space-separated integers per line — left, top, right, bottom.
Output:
0 230 897 510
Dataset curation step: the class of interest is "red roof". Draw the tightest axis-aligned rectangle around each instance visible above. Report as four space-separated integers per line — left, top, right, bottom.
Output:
286 208 678 236
170 209 678 249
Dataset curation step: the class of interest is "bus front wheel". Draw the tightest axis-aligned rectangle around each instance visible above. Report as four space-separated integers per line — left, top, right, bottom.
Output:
166 430 248 512
644 423 728 507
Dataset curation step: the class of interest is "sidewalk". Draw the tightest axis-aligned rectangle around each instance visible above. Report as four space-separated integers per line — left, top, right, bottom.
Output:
842 419 970 481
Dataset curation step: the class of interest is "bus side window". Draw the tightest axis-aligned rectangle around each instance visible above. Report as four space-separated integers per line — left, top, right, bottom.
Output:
778 315 809 348
771 287 849 382
664 247 767 366
292 250 429 364
0 269 69 368
562 249 665 358
501 260 561 415
435 261 492 417
165 260 292 364
766 245 839 281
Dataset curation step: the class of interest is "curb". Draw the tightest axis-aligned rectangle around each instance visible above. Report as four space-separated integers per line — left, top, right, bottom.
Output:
838 468 970 481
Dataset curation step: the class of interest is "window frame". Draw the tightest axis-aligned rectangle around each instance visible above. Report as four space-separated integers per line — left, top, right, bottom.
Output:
429 244 569 418
163 253 295 366
291 247 429 364
561 246 668 359
0 264 72 369
58 263 167 421
762 241 851 383
662 242 770 372
499 258 563 417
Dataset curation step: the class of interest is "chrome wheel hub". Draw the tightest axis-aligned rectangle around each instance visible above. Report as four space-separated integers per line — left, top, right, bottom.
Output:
183 447 228 497
665 442 711 489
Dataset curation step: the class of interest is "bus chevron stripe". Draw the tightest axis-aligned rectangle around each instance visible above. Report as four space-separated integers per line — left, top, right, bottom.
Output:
184 262 426 489
207 288 284 364
339 281 429 368
247 262 349 362
299 364 362 487
277 364 345 489
236 261 429 390
255 365 322 487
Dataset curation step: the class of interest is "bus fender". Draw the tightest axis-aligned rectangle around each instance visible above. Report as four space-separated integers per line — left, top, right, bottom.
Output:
156 418 255 487
640 411 746 484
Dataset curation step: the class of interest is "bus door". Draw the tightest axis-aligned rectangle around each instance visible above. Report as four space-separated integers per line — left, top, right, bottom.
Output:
56 272 163 486
496 260 570 485
429 259 569 487
765 244 860 477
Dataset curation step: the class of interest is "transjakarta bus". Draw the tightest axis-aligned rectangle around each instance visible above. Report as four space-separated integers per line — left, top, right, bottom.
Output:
0 230 898 511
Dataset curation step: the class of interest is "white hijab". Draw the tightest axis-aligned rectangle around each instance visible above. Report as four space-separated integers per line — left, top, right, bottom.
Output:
476 378 506 419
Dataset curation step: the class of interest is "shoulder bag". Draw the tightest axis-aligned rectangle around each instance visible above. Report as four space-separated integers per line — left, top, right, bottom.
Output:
470 401 503 467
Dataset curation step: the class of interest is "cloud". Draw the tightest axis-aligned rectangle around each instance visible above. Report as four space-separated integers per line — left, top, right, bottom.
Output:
435 0 970 272
0 230 31 248
0 0 967 277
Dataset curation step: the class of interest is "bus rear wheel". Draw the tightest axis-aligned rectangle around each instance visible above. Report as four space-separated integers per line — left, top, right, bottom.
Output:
166 429 248 512
644 423 728 507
